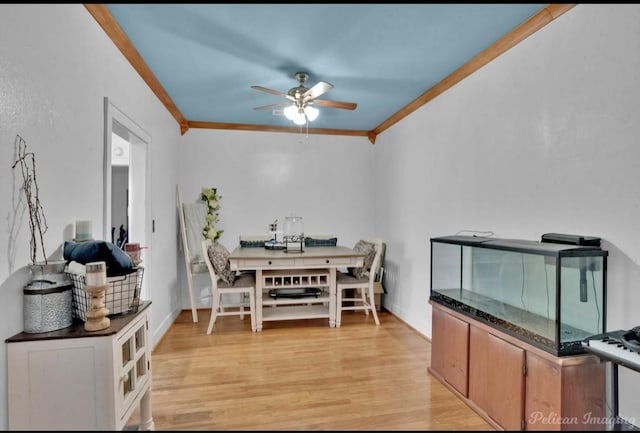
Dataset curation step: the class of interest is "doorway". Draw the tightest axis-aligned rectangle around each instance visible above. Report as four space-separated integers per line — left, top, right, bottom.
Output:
103 97 152 300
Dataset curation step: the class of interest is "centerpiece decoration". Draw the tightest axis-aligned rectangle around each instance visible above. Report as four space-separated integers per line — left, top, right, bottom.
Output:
283 215 304 253
201 187 223 241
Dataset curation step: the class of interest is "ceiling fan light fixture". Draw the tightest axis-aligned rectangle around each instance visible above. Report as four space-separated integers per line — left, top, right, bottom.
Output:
283 104 298 121
304 105 319 122
293 109 307 125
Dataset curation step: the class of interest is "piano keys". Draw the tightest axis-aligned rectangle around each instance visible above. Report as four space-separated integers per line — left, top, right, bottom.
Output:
582 329 640 373
582 327 640 431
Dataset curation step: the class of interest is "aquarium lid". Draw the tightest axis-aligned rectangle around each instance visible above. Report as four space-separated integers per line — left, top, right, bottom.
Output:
541 232 601 247
430 235 493 246
485 238 603 255
431 234 606 256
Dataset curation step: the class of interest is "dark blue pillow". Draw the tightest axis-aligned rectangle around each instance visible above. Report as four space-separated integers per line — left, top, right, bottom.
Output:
305 237 338 247
63 240 135 277
240 239 266 248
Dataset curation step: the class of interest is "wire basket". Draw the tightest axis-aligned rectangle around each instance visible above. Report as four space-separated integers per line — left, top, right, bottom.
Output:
66 267 144 321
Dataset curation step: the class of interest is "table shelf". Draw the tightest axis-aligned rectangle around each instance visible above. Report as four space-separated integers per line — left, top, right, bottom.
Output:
262 290 330 307
262 268 330 288
261 304 330 321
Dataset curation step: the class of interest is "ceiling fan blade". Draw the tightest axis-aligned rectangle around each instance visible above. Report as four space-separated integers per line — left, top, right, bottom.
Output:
253 102 291 111
312 99 357 110
251 85 295 101
302 81 333 102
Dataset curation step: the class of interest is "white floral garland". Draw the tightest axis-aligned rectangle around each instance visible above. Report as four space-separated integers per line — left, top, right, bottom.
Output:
201 187 223 241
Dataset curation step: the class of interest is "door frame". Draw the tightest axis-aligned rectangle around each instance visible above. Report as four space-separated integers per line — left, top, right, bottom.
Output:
103 97 152 299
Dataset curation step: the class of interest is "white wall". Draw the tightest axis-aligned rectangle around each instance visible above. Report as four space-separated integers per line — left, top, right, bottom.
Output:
2 2 639 429
177 129 375 308
0 5 183 428
374 4 640 423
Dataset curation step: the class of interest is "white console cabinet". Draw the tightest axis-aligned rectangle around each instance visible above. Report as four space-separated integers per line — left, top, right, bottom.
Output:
6 301 154 430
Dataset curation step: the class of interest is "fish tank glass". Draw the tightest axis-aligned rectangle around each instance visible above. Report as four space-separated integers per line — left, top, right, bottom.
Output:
430 235 608 356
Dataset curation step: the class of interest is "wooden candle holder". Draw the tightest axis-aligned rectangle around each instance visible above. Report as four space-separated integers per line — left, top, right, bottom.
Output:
84 284 110 332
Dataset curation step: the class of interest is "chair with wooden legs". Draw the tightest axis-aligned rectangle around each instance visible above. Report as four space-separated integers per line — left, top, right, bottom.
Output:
202 239 256 334
336 238 385 327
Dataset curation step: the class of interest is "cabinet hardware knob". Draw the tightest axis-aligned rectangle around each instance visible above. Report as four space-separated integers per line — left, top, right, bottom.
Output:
326 259 330 263
268 261 272 265
120 372 130 383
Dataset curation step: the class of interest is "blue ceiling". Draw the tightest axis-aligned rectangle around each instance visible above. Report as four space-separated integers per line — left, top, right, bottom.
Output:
105 4 546 132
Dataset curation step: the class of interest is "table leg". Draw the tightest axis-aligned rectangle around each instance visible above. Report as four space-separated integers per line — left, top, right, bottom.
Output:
256 269 263 332
329 267 336 327
612 362 619 421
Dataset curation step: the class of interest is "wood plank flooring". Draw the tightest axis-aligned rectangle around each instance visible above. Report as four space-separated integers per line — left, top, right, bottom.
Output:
130 308 493 430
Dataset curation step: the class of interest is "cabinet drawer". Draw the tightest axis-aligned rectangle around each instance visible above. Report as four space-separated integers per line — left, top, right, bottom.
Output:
237 258 296 268
302 257 353 266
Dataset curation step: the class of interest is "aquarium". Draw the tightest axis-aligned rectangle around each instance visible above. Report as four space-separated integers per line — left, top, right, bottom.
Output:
430 235 608 356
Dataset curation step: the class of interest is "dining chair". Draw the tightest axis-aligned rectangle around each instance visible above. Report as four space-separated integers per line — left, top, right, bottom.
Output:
201 239 256 334
336 238 385 327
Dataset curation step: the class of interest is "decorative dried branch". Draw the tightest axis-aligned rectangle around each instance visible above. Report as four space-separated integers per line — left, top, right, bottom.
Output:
12 135 48 264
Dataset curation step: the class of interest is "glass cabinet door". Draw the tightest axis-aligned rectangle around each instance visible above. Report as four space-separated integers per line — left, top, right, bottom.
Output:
117 316 150 416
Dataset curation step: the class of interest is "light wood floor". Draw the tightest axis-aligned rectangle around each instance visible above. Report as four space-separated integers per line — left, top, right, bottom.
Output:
131 308 493 430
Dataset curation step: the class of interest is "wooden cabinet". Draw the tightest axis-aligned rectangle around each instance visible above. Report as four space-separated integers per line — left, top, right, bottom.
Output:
6 302 154 430
429 302 605 430
430 306 469 396
469 326 525 430
525 350 606 430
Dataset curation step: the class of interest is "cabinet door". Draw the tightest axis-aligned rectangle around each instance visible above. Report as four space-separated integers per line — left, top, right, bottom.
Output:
468 326 491 414
469 326 525 430
525 351 605 431
114 312 151 430
525 351 561 430
431 307 469 396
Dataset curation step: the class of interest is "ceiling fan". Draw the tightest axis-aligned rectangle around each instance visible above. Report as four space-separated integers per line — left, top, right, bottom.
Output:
251 72 357 125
